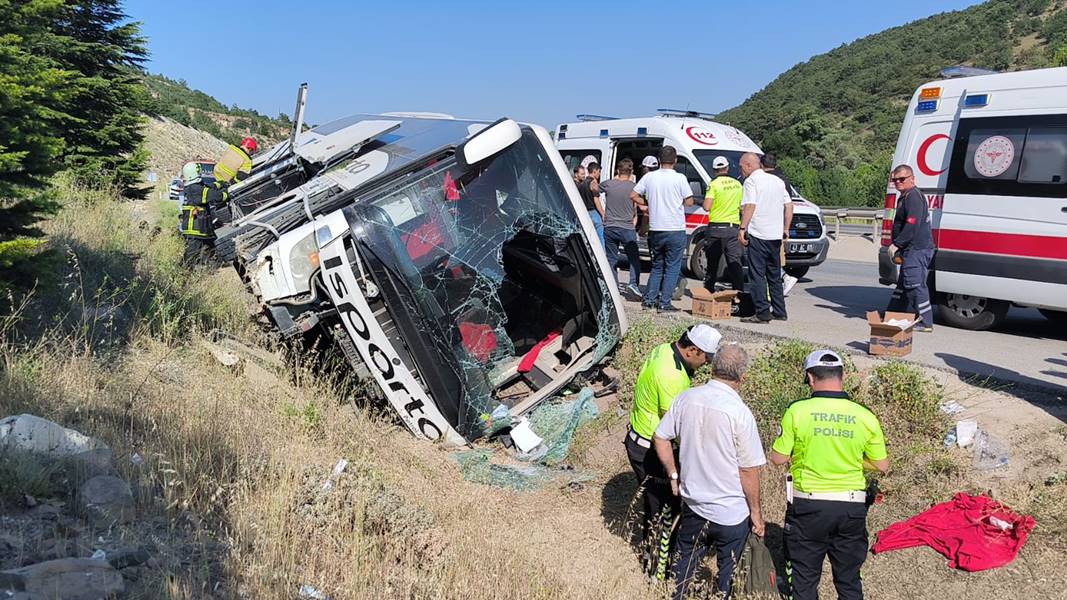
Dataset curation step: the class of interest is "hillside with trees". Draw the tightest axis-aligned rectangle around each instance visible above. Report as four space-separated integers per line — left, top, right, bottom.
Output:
717 0 1067 207
142 74 290 148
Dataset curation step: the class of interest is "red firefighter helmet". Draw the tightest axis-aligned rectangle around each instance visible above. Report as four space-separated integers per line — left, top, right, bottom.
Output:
240 137 258 153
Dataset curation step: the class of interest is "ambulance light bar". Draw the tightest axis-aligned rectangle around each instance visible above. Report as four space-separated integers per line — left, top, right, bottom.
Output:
916 100 938 113
963 93 989 107
919 87 942 99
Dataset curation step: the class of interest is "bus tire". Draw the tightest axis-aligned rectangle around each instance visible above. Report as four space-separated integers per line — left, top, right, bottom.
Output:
1038 308 1067 324
937 293 1009 331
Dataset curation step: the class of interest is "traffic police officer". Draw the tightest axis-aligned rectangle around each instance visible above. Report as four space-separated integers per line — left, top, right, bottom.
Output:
769 349 890 600
179 162 228 266
627 324 721 576
885 164 935 332
702 156 744 293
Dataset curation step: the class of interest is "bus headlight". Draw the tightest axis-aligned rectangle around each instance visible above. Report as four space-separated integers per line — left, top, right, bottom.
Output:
288 231 320 289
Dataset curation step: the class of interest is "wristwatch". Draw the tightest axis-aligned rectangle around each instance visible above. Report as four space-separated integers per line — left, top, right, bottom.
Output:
670 472 679 481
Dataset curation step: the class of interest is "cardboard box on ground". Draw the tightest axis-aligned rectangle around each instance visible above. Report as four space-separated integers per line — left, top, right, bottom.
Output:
866 311 919 356
690 289 739 320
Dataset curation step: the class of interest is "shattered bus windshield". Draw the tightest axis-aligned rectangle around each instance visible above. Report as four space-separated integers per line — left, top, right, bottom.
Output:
349 129 616 437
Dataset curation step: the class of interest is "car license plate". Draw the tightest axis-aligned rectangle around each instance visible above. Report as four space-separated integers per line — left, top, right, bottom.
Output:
788 243 814 253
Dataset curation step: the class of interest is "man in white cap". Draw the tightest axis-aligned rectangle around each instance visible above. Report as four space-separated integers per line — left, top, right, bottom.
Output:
654 343 765 599
627 323 721 577
702 155 745 293
635 155 659 236
768 349 890 600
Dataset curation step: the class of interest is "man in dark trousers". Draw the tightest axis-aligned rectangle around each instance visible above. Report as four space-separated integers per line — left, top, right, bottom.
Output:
769 350 890 600
738 153 792 323
885 164 935 332
654 344 765 599
601 158 642 298
627 324 721 578
702 155 744 292
179 162 227 266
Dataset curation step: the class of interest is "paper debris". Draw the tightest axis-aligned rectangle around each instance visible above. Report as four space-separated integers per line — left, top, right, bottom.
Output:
509 418 544 454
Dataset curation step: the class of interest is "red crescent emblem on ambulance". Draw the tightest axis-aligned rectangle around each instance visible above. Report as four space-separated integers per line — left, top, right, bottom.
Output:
917 134 950 176
685 126 718 145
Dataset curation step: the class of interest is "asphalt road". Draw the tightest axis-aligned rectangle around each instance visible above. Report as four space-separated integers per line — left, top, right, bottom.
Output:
622 257 1067 397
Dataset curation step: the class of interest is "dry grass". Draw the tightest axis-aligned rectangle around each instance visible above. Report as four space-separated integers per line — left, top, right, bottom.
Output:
2 184 1064 599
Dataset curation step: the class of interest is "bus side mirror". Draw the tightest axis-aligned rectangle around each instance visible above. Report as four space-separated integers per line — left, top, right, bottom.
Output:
457 118 522 170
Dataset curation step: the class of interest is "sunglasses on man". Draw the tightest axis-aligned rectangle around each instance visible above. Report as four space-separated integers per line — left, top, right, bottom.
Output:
891 175 913 184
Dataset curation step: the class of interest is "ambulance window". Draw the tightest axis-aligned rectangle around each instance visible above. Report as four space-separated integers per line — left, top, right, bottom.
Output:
675 157 706 196
1018 127 1067 185
962 128 1025 182
559 150 601 172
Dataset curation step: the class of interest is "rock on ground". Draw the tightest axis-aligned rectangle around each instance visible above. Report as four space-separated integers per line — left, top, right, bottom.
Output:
78 476 135 528
0 558 123 600
0 415 112 472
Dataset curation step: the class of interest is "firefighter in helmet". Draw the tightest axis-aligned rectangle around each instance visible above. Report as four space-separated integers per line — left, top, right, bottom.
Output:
179 162 228 266
213 137 257 186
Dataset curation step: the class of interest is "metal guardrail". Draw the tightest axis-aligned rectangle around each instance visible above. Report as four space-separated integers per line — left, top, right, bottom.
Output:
820 206 885 239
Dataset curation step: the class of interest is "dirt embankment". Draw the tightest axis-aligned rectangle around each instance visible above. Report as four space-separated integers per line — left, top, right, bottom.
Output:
142 115 228 197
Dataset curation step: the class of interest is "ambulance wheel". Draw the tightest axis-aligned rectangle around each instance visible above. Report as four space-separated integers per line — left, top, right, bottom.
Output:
689 237 708 281
937 293 1009 331
784 266 809 279
1038 309 1067 324
687 237 726 283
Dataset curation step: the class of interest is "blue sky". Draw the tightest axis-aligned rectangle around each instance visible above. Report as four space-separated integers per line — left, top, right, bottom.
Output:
127 0 982 128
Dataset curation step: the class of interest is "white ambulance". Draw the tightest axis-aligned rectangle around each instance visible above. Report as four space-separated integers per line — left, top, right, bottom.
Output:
555 111 829 281
880 67 1067 330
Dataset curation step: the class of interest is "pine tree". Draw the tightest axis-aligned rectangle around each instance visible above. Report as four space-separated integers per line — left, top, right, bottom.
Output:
0 0 149 287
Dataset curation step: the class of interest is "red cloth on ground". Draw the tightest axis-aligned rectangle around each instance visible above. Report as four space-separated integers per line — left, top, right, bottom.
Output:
872 492 1035 572
459 322 497 363
517 331 561 373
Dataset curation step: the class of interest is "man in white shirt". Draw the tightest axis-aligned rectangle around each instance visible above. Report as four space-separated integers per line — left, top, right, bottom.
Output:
738 152 793 323
630 146 694 313
653 344 765 599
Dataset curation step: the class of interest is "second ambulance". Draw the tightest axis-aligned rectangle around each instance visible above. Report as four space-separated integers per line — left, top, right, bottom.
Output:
881 67 1067 330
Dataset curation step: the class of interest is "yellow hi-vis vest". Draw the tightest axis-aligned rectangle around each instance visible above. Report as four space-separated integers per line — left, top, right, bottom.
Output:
705 175 743 225
213 145 252 184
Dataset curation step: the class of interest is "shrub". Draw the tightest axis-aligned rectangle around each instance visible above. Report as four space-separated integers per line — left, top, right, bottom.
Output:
862 360 946 445
741 340 861 444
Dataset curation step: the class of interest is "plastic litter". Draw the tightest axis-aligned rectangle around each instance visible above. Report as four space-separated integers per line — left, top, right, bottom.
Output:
942 428 957 448
90 549 106 560
321 458 349 492
939 401 965 415
298 585 330 600
955 419 978 448
479 403 512 436
129 453 144 466
972 431 1010 471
